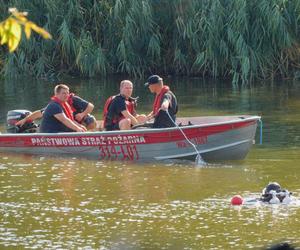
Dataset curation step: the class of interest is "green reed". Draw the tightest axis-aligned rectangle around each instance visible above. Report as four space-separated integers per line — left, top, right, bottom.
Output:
0 0 299 83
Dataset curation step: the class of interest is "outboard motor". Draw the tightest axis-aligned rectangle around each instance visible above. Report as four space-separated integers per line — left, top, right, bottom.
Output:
6 110 38 133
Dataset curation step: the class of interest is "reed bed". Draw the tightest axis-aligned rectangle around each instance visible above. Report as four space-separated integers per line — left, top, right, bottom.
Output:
1 0 299 83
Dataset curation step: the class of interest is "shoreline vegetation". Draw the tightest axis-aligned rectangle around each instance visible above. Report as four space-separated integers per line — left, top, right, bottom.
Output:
0 0 300 84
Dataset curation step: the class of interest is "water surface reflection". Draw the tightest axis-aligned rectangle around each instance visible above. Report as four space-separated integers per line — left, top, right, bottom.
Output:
1 78 300 249
1 149 300 249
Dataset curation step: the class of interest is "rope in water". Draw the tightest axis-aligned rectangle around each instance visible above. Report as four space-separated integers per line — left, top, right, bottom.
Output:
165 110 206 166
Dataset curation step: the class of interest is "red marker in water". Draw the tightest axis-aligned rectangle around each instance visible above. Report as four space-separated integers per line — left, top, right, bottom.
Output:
231 195 243 205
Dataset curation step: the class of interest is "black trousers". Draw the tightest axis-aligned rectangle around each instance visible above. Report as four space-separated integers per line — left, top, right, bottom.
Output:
153 110 176 128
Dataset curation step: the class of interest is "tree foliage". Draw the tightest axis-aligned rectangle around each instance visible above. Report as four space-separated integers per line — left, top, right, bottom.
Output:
0 0 300 83
0 8 51 52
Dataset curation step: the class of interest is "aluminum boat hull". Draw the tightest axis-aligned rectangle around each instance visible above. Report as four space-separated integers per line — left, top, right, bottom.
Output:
0 115 260 162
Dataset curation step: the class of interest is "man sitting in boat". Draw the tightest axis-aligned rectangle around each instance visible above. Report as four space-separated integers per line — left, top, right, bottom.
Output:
103 80 147 131
39 84 88 133
145 75 178 128
16 87 96 131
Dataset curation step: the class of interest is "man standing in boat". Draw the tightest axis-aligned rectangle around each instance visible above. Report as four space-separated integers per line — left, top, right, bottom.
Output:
16 86 96 131
103 80 147 130
145 75 178 128
40 84 87 133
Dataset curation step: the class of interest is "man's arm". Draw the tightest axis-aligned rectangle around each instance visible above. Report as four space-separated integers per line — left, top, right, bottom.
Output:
54 113 87 132
75 102 94 122
15 110 43 126
121 110 139 126
147 95 171 119
146 111 154 121
160 94 172 111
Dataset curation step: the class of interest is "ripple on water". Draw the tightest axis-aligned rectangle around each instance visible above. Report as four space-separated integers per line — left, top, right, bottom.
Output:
0 164 7 170
1 163 300 249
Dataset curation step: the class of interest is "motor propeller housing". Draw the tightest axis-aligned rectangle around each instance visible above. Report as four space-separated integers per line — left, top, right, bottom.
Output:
6 110 38 133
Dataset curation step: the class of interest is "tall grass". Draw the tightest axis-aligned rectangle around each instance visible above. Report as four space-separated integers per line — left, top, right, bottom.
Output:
0 0 300 83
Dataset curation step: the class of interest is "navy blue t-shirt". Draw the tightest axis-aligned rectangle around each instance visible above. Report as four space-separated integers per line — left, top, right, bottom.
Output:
72 96 88 115
40 101 74 133
105 95 127 130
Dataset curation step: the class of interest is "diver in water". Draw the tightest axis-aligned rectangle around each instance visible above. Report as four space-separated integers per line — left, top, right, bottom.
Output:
260 182 292 204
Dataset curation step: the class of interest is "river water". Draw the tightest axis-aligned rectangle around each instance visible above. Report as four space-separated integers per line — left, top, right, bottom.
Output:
0 77 300 249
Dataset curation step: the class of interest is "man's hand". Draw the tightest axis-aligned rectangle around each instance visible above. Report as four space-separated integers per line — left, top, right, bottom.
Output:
75 126 86 132
78 124 87 131
75 103 93 122
146 111 154 121
121 110 139 126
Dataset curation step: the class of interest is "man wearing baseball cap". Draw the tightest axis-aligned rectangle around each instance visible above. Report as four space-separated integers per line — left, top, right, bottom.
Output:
145 75 178 128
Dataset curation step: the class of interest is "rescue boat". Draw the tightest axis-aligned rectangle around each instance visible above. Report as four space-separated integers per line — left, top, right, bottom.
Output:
0 113 260 162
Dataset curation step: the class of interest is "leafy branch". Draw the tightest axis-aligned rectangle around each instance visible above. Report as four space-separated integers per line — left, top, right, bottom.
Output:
0 8 52 52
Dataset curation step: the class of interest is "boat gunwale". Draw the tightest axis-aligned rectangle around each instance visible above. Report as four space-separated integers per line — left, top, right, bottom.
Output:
0 115 261 138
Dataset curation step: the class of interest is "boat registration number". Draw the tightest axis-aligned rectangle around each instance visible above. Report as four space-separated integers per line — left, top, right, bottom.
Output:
98 145 139 160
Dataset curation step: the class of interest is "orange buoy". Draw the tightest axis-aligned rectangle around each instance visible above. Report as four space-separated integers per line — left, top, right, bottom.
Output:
231 195 243 205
